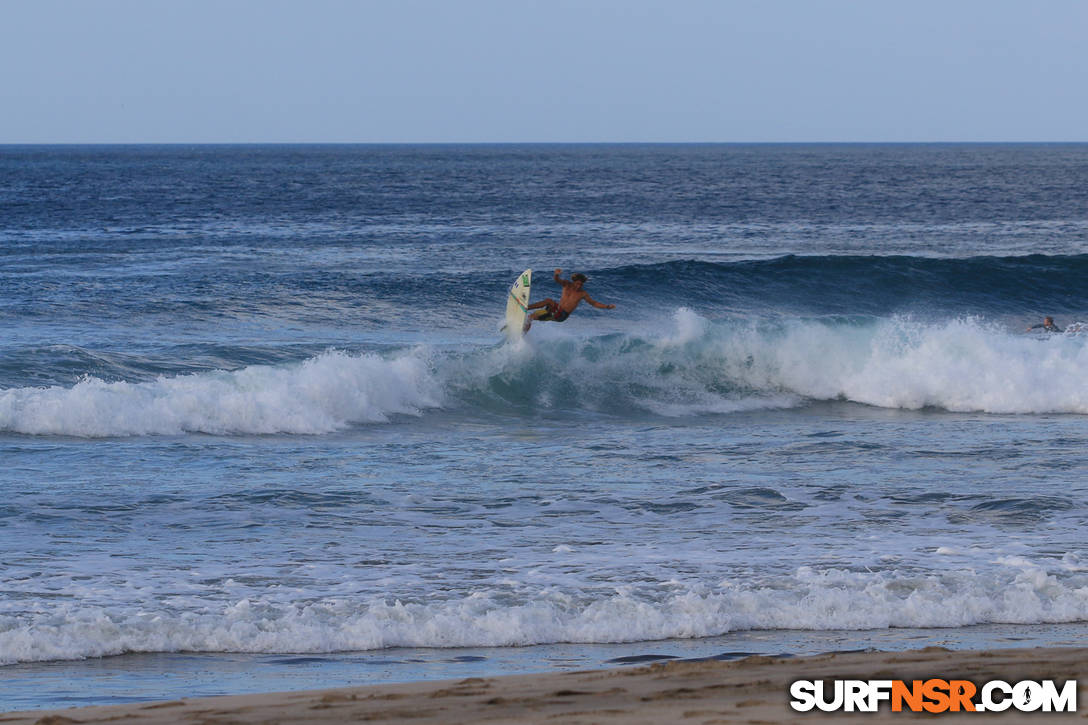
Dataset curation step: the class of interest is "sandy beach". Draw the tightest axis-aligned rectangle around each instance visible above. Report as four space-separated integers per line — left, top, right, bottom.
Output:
3 646 1084 724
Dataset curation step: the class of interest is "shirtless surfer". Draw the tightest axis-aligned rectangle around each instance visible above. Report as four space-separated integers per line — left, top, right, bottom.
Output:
524 269 615 332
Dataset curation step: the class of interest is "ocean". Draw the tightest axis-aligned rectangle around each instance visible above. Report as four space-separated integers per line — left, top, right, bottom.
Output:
2 143 1087 710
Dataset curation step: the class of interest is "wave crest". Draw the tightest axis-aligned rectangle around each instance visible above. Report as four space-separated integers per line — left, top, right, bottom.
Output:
0 350 442 436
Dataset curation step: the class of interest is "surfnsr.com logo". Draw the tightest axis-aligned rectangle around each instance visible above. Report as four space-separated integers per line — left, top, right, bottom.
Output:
790 678 1078 713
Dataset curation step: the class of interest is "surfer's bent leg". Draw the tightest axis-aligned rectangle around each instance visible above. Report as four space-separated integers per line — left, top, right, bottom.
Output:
531 300 560 322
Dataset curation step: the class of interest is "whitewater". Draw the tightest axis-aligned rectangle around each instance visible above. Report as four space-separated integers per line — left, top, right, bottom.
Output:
4 312 1088 437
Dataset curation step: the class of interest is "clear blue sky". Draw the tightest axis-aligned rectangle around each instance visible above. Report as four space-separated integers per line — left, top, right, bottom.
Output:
4 0 1086 143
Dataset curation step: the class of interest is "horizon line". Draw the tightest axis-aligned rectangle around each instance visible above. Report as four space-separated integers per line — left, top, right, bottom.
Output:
3 140 1088 147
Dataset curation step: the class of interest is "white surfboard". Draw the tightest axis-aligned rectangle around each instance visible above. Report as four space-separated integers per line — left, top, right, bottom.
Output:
503 268 532 341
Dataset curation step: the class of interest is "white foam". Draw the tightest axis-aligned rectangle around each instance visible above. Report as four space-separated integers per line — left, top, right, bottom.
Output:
2 561 1086 664
655 312 1088 415
0 349 442 436
760 316 1088 413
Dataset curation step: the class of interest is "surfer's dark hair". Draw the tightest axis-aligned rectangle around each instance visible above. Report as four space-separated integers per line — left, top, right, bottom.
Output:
572 273 587 282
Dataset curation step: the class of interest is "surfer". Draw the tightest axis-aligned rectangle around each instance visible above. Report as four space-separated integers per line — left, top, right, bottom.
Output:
1026 316 1063 333
524 269 615 332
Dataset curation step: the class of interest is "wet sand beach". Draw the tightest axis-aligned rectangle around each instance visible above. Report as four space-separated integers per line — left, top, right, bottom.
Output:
4 646 1085 724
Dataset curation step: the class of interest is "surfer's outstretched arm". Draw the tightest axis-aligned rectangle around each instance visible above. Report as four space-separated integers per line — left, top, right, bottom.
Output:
583 294 615 310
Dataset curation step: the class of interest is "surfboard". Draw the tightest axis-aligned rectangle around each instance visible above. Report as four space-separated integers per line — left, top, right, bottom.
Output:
503 268 532 341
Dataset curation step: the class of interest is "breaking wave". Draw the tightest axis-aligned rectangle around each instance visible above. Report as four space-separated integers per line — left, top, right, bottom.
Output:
0 350 442 436
3 556 1085 664
3 310 1087 437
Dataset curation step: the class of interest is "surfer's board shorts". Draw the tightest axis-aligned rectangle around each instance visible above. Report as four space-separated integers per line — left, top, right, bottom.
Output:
536 301 570 322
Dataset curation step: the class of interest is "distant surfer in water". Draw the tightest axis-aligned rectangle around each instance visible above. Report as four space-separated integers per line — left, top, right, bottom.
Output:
524 269 615 332
1027 316 1063 333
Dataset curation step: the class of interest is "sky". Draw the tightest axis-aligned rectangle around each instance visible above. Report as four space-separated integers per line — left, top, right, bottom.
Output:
3 0 1087 143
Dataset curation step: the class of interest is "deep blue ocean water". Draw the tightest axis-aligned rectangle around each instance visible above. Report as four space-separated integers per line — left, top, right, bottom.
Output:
2 144 1087 710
